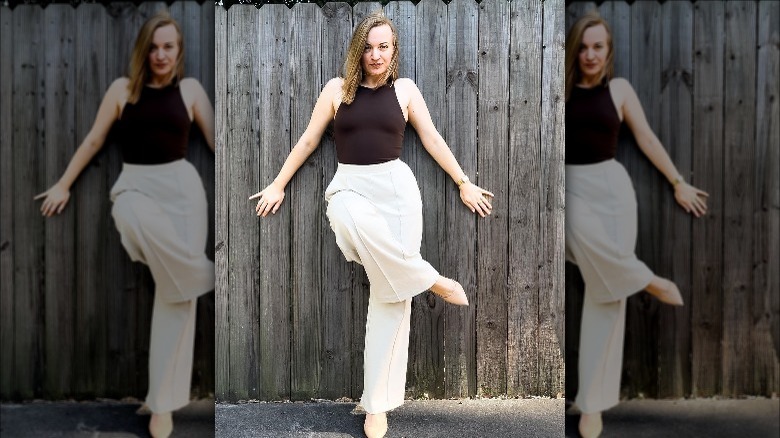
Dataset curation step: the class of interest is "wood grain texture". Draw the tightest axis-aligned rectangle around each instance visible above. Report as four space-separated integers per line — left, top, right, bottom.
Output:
442 0 478 399
476 0 510 397
657 0 693 399
753 0 780 396
539 0 565 399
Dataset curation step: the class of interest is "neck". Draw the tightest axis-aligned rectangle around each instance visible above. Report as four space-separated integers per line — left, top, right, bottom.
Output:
578 73 603 88
148 73 174 88
361 73 383 89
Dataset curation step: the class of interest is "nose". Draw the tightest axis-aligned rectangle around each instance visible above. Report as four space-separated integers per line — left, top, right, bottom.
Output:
370 48 380 60
585 48 595 60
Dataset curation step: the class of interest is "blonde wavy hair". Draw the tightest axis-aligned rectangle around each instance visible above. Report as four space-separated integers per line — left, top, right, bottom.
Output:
127 11 184 104
565 11 614 101
341 11 399 104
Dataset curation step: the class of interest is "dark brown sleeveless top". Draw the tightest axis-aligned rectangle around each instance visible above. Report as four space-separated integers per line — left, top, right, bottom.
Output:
565 83 621 165
116 84 191 164
334 84 406 165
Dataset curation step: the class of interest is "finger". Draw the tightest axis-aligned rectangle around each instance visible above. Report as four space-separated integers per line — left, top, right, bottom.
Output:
473 202 485 218
262 201 274 217
57 203 65 214
697 190 710 197
483 198 493 209
34 191 47 200
249 192 263 200
483 191 495 198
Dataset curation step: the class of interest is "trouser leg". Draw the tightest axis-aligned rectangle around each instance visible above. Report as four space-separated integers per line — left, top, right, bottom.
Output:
145 294 197 413
575 292 626 414
360 296 412 414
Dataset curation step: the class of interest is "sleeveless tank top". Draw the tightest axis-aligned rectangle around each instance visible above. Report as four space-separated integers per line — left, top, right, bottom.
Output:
565 83 621 165
334 84 406 165
116 84 191 165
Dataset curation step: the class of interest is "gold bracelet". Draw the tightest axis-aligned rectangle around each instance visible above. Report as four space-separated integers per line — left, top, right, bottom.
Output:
457 175 470 187
671 176 684 187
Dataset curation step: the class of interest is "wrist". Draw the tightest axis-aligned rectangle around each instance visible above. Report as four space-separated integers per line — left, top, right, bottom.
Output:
670 175 684 188
456 174 470 189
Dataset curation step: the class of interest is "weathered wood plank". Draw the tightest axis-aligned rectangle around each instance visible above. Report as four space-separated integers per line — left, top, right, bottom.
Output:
12 4 46 400
657 0 693 399
622 0 662 400
318 1 355 401
508 0 542 398
476 0 510 397
215 2 230 403
565 1 596 33
257 3 292 400
443 0 478 398
0 4 15 400
289 2 323 401
226 4 260 400
691 0 725 397
538 0 565 399
753 0 780 396
43 4 77 399
721 0 756 397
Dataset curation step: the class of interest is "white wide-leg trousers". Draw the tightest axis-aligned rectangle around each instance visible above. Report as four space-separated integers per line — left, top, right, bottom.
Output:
565 159 654 414
110 159 214 413
325 159 439 414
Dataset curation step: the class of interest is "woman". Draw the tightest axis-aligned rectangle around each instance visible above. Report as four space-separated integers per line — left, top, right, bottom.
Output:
35 11 215 438
250 11 493 438
565 12 708 438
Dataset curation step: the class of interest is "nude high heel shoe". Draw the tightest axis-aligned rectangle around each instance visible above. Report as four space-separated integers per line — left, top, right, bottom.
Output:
430 277 469 306
364 412 388 438
646 278 684 306
578 412 603 438
149 412 173 438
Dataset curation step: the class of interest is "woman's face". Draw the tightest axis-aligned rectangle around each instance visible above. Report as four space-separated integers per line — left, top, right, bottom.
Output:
578 24 609 81
148 24 180 80
361 24 394 78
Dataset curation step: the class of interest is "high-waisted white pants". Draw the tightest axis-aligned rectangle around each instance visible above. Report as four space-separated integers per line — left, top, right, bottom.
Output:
325 159 439 414
110 159 215 413
565 159 654 414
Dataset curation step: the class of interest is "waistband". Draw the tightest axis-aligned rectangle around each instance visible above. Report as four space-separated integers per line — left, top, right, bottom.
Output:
120 158 191 174
565 158 622 175
335 159 407 175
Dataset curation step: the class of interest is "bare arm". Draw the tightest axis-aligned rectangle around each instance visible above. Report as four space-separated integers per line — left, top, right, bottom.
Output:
184 78 215 152
404 79 494 217
251 78 340 217
617 78 709 217
35 78 127 216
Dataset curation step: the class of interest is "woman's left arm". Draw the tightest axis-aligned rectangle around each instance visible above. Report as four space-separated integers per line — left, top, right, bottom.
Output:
618 78 709 217
184 78 215 152
403 79 494 217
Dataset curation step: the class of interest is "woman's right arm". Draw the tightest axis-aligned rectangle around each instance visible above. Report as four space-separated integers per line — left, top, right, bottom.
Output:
251 78 340 217
35 78 127 217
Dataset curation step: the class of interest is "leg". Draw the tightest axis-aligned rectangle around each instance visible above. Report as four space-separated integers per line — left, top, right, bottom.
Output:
575 291 626 415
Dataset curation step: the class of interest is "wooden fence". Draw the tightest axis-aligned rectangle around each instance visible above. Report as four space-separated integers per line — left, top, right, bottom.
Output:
565 0 779 399
215 0 566 402
0 1 215 401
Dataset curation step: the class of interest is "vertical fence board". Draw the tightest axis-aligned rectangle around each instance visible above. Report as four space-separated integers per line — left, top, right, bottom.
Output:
12 4 45 400
442 0 479 398
754 0 780 396
289 2 323 400
43 4 77 399
215 2 230 402
257 4 292 400
516 0 543 398
657 0 693 399
475 0 510 397
722 0 756 396
0 4 15 399
691 0 725 397
226 5 260 400
318 1 355 401
539 0 566 399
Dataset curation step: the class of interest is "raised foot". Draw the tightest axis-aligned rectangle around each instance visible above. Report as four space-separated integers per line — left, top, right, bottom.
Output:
429 276 469 306
578 412 603 438
149 412 173 438
364 412 388 438
645 277 684 306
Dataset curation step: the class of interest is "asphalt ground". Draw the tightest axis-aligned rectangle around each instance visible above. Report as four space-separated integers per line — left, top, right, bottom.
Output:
1 397 778 437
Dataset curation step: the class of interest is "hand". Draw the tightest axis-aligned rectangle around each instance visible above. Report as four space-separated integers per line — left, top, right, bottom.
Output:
459 182 494 218
34 183 71 217
674 182 708 218
250 182 285 217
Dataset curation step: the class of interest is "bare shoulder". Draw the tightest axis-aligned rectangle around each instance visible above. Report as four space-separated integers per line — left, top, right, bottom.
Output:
108 77 130 95
609 77 635 95
394 77 418 92
180 77 206 94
